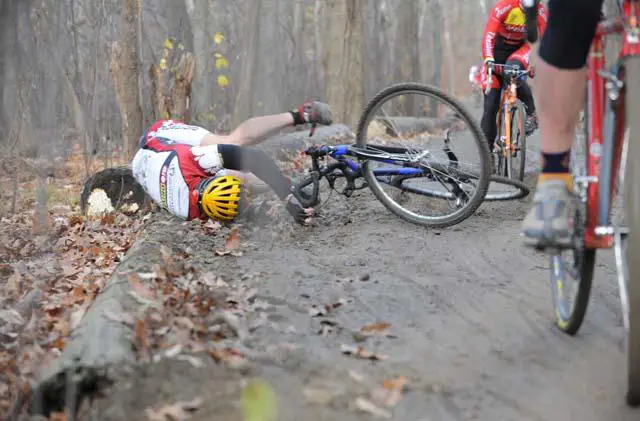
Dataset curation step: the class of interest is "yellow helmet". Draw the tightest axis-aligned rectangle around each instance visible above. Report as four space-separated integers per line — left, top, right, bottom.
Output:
197 175 243 221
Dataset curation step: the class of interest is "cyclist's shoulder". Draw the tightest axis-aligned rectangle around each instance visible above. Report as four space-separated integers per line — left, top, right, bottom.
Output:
490 0 520 19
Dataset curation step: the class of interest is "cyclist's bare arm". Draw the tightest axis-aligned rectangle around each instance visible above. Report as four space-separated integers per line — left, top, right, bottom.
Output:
200 113 294 147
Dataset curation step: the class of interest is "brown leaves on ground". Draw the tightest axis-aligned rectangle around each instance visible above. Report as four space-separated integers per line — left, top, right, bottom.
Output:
340 344 388 361
145 397 203 421
118 242 251 370
214 227 242 256
0 147 150 415
353 376 410 418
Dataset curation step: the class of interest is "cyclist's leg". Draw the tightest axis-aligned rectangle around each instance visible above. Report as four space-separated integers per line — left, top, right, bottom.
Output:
521 0 604 247
479 64 502 152
216 144 313 222
508 44 538 134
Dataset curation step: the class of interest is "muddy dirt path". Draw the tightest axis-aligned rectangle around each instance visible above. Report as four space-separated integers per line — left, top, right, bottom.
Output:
92 116 636 421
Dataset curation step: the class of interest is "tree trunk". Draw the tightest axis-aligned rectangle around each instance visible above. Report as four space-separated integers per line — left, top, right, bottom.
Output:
323 0 365 129
111 0 143 161
185 0 213 121
232 0 262 127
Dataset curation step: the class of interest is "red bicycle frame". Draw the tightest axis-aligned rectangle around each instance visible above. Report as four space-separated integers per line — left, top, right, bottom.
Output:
584 1 640 249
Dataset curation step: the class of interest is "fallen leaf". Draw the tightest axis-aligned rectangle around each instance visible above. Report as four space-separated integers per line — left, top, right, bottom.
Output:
340 344 388 361
354 397 391 418
0 309 25 326
303 387 335 405
104 311 136 326
214 228 242 256
361 322 391 334
242 379 278 421
135 319 150 359
69 299 92 330
348 370 365 383
128 273 155 300
5 268 22 298
371 376 409 407
145 397 202 421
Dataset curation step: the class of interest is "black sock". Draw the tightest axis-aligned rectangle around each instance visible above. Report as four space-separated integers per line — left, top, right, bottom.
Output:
217 144 292 199
541 150 570 173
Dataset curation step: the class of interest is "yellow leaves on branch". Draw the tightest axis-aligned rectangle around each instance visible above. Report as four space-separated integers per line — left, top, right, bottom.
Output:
214 53 229 70
213 32 225 45
217 75 229 88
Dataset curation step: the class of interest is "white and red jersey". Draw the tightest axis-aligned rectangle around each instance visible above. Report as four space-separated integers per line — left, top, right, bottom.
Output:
131 120 226 220
482 0 547 61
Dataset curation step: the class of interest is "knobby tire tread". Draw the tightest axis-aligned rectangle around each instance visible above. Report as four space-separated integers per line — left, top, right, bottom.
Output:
554 89 596 336
355 83 491 228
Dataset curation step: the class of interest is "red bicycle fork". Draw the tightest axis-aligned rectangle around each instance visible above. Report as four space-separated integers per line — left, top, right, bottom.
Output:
584 6 640 250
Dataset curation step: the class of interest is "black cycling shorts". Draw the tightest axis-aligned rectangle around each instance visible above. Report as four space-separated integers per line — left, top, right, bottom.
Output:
539 0 605 69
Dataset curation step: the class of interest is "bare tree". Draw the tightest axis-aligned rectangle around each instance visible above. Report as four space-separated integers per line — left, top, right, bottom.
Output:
323 0 365 128
111 0 143 160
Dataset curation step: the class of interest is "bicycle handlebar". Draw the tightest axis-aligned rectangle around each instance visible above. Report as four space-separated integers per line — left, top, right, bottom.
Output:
484 63 534 94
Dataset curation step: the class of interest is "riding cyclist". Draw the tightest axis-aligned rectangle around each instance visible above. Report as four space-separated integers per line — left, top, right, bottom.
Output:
480 0 547 157
131 101 333 225
521 0 604 247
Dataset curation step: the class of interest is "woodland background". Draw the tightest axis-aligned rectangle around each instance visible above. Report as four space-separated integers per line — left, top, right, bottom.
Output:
0 0 623 195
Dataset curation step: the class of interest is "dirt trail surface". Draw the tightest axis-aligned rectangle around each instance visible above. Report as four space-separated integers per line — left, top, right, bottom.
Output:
48 119 637 421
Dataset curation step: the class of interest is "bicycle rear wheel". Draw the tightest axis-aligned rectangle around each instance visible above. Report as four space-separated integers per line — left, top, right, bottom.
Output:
549 91 595 335
624 57 640 407
356 83 490 228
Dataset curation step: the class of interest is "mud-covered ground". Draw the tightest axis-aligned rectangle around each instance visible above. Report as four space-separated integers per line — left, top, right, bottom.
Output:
77 148 639 421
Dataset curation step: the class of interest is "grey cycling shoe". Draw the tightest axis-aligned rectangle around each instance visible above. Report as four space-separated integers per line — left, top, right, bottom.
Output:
525 113 538 136
521 179 575 248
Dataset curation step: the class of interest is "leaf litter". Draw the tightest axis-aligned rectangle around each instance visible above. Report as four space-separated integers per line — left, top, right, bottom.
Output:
0 151 151 415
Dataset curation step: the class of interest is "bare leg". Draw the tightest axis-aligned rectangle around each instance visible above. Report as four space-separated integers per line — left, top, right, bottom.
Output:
200 113 294 146
536 59 586 154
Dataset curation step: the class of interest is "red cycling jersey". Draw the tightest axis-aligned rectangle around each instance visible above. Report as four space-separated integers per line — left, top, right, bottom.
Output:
482 0 548 61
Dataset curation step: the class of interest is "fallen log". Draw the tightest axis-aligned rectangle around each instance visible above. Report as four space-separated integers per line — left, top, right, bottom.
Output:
364 115 467 138
79 166 151 215
258 124 355 160
27 219 181 416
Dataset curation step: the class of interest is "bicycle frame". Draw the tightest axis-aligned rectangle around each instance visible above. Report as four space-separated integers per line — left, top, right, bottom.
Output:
584 1 640 249
293 141 470 208
497 76 520 157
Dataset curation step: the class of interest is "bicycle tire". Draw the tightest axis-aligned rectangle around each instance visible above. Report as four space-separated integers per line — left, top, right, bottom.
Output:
624 57 640 407
508 101 527 181
484 174 530 201
355 83 491 228
550 89 595 336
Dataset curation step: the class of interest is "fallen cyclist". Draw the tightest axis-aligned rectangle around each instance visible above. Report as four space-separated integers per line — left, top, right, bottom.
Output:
131 101 333 225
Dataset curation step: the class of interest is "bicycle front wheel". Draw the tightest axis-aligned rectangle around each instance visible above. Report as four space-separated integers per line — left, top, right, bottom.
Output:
508 101 527 181
624 56 640 407
356 83 491 228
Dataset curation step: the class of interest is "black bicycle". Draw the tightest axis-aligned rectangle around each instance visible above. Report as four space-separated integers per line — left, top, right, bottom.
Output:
293 83 529 228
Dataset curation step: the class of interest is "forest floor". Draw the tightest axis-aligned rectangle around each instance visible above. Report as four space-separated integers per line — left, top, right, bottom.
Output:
1 110 638 421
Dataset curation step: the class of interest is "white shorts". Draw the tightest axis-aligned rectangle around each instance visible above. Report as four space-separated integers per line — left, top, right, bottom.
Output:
147 120 211 146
